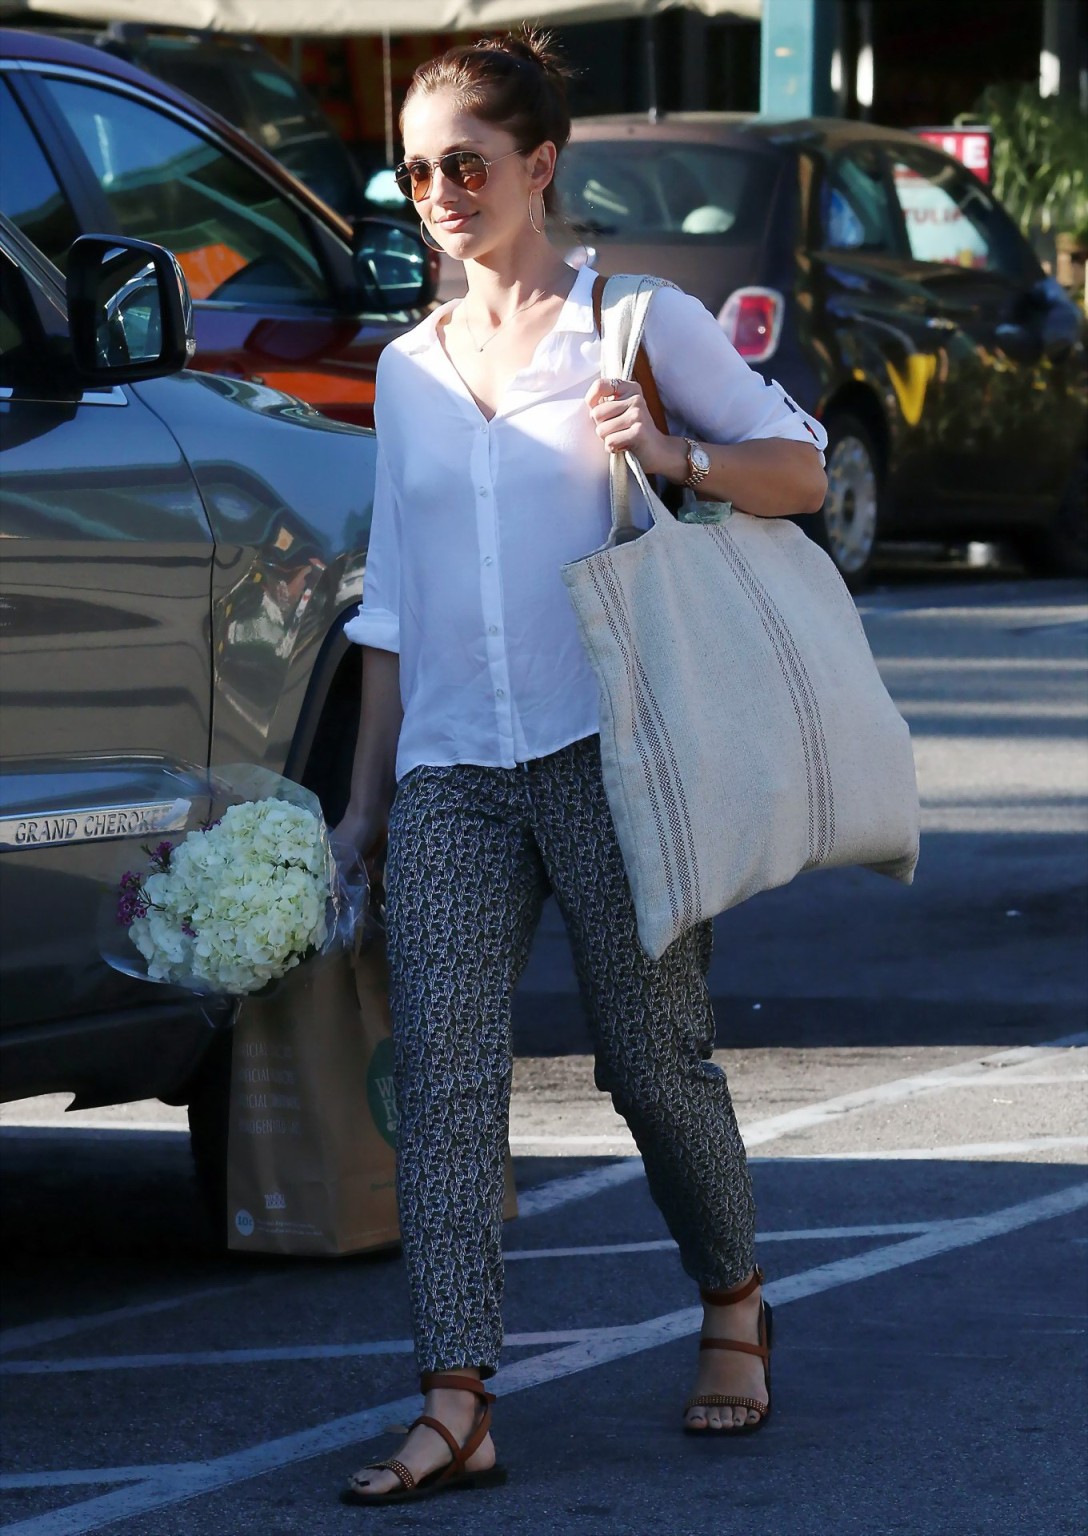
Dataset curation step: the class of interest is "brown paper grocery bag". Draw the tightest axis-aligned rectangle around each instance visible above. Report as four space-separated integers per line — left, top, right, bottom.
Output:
226 926 517 1257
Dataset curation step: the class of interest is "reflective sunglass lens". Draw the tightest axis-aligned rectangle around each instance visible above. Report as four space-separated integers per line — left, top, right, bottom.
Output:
452 152 489 191
397 162 433 201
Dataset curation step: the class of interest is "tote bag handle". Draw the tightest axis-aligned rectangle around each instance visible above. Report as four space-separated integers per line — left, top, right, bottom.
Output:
593 274 675 543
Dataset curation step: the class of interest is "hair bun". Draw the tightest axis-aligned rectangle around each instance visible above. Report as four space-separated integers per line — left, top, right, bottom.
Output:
482 25 573 85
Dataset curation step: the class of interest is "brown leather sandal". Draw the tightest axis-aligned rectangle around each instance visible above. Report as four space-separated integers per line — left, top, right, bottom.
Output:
683 1264 773 1436
340 1372 507 1506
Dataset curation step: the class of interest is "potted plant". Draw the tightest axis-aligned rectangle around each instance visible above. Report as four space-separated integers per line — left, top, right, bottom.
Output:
960 84 1088 304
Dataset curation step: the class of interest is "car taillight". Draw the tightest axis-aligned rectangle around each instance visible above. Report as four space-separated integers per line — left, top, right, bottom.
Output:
718 287 784 364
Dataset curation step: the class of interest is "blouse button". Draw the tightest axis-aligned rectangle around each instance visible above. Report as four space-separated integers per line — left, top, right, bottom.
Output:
495 688 506 699
488 625 498 635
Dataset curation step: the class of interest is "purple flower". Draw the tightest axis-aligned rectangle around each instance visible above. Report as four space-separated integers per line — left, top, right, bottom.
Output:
180 921 197 939
116 890 149 927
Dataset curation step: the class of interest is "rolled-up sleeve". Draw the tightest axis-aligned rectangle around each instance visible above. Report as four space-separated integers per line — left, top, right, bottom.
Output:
344 435 400 652
643 284 828 463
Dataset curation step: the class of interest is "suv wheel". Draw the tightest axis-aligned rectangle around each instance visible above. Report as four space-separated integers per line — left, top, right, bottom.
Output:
1015 449 1088 577
186 1024 234 1246
814 413 883 591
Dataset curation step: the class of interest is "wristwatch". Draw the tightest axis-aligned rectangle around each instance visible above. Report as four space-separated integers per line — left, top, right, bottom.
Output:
683 438 711 490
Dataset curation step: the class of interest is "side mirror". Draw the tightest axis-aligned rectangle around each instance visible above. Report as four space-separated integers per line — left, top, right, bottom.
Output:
67 235 196 384
351 216 437 312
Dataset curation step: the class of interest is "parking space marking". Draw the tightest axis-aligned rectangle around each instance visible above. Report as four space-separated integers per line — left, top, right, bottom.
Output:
4 1037 1082 1364
3 1182 1084 1536
503 1223 941 1258
0 1470 171 1492
1 1223 946 1380
516 1035 1088 1189
0 1281 272 1358
769 1137 1088 1160
0 1126 185 1140
0 1329 633 1379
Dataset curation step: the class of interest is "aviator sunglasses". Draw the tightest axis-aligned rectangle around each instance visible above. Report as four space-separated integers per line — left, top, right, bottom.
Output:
394 148 525 202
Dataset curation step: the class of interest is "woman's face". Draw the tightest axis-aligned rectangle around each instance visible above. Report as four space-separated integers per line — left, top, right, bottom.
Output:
400 87 553 261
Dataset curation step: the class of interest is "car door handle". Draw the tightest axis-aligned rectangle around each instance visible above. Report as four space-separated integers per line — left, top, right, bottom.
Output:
924 315 957 332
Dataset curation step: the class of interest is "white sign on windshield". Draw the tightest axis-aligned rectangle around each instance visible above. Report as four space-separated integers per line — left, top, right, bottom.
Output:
893 163 990 269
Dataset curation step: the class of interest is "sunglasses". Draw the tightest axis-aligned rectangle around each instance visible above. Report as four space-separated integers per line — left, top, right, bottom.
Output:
394 148 525 202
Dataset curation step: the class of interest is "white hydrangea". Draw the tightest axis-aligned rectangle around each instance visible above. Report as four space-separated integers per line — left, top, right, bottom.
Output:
127 798 331 994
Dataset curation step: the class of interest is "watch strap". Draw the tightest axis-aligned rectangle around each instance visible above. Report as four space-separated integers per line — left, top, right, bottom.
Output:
683 438 710 489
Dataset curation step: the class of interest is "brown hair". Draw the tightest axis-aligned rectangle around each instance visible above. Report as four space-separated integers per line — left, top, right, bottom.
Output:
401 27 573 211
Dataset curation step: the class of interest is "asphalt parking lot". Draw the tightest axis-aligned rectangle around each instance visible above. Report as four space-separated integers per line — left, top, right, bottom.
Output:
2 553 1086 1536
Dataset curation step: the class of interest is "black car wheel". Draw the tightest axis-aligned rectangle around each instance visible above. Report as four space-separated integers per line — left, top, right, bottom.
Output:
815 413 883 591
1015 449 1088 577
186 1023 234 1247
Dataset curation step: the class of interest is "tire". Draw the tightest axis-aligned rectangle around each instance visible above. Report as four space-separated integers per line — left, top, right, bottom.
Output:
186 1023 234 1248
813 412 883 591
1015 449 1088 577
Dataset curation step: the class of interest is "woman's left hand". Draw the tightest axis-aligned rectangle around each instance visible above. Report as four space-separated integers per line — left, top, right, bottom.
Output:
585 377 687 482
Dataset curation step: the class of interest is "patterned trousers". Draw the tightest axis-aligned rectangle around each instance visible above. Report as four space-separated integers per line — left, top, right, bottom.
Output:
385 734 755 1378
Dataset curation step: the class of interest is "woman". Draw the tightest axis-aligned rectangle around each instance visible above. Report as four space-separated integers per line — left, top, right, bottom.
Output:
334 29 827 1507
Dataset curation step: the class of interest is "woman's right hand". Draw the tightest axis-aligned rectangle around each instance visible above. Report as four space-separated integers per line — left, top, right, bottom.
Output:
329 804 388 887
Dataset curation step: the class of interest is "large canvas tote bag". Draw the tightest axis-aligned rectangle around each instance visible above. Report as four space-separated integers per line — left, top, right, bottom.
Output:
562 274 920 961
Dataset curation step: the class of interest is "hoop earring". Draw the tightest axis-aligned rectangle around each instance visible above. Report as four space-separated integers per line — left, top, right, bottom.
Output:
529 191 546 236
419 220 444 253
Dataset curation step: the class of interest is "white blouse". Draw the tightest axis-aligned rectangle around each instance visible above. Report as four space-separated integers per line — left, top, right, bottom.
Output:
345 264 827 781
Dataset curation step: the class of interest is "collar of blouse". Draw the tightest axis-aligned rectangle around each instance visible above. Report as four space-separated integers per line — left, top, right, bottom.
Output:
400 264 598 359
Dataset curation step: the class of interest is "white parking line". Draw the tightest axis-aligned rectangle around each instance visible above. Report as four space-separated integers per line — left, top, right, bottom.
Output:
517 1035 1088 1198
0 1125 185 1140
5 1035 1082 1357
0 1468 172 1491
503 1222 941 1257
768 1137 1088 1160
0 1281 272 1358
1 1223 945 1379
3 1182 1083 1536
0 1330 627 1379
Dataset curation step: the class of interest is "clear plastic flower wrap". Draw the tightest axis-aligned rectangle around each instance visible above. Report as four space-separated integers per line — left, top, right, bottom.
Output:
99 765 367 997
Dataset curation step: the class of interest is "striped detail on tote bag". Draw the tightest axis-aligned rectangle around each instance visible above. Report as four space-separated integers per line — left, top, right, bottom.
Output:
708 526 836 866
588 560 701 935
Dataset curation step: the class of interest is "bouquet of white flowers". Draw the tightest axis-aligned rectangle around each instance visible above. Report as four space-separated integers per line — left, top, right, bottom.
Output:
103 766 364 997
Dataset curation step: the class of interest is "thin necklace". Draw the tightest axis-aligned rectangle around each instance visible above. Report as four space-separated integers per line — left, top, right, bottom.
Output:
460 289 551 352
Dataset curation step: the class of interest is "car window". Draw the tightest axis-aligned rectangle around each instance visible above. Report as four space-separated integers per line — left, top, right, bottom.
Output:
889 145 1030 280
557 141 772 242
241 62 328 139
0 82 81 271
139 49 241 125
37 76 333 308
821 147 898 254
0 239 67 390
0 250 32 382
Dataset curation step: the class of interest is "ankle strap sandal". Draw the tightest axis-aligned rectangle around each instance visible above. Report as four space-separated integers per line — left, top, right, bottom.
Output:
684 1264 773 1436
341 1372 507 1505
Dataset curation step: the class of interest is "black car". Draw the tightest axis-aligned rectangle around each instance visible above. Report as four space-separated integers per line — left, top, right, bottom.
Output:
560 115 1087 586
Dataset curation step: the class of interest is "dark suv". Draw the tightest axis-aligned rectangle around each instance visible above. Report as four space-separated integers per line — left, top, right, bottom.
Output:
0 213 397 1219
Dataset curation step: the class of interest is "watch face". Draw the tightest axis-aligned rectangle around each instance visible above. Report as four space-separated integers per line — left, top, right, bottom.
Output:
692 445 711 474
